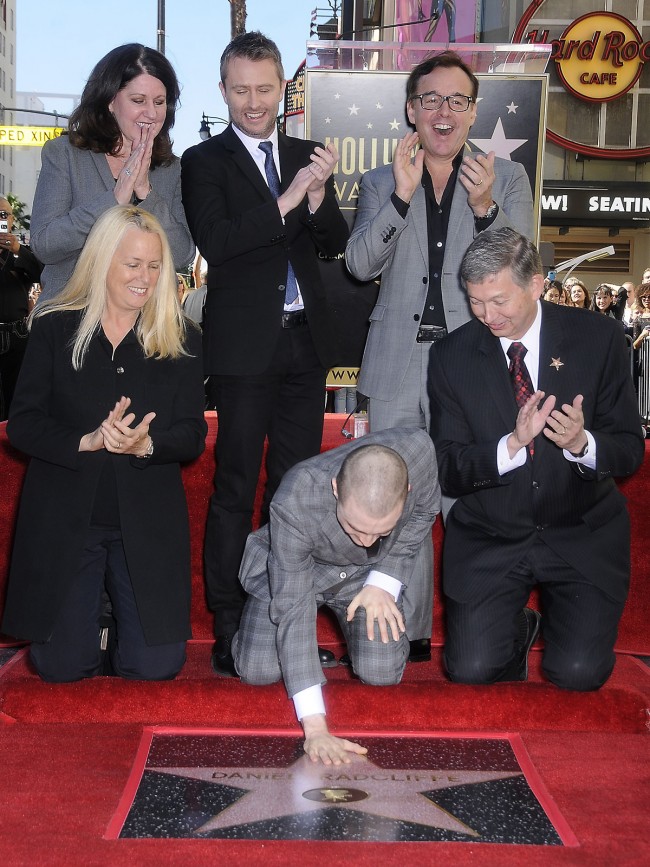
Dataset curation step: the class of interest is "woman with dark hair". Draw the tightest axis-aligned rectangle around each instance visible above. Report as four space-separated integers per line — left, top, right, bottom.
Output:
543 279 563 303
30 44 194 301
2 205 206 682
564 277 590 309
590 283 619 318
631 283 650 349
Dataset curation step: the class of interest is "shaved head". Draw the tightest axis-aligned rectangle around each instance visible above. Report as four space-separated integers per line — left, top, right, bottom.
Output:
335 444 409 518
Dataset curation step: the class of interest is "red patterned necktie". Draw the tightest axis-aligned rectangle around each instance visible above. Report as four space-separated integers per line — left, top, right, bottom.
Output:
507 341 535 455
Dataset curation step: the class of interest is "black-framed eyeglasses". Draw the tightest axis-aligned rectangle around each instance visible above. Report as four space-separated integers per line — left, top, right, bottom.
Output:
411 92 474 112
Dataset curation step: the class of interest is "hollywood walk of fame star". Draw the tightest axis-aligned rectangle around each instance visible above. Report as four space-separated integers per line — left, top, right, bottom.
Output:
469 117 527 161
550 357 564 371
149 753 522 836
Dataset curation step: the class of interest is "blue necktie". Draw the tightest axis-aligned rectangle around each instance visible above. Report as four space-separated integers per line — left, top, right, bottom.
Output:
259 141 298 305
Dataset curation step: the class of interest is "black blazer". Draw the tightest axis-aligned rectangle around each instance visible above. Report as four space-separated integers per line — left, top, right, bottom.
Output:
181 126 349 375
2 312 207 644
429 302 644 604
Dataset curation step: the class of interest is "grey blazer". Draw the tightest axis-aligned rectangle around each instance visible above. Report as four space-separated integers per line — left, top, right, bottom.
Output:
345 156 534 402
30 135 195 301
238 427 441 697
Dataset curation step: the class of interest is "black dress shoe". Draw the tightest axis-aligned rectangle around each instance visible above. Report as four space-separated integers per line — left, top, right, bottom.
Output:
408 638 431 663
211 635 238 678
318 646 337 668
517 608 542 680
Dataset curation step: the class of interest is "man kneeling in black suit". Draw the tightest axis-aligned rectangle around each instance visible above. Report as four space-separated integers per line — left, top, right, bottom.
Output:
429 227 644 690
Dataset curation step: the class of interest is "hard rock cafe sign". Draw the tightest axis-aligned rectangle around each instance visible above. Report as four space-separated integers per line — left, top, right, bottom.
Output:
513 4 649 159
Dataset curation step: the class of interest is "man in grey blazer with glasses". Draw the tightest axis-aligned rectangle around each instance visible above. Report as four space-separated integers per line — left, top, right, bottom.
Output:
346 50 534 660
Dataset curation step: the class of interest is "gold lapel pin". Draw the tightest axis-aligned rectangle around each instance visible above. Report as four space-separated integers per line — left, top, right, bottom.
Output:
550 357 564 371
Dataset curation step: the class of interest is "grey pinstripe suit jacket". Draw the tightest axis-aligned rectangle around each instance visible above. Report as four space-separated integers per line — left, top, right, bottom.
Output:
345 155 534 402
238 427 440 697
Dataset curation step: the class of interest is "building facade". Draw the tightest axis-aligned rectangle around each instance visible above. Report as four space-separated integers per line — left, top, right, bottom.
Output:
334 0 650 283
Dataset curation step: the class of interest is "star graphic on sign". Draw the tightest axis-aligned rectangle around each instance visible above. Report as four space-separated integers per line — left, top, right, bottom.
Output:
389 118 401 130
349 103 359 115
469 118 527 161
550 357 564 371
376 102 383 109
334 93 341 99
325 117 331 124
507 102 518 114
367 123 373 129
320 788 356 802
150 753 522 837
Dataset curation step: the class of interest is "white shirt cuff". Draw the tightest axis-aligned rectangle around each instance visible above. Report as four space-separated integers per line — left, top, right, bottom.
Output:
563 430 597 470
293 683 326 721
497 434 527 475
364 569 402 601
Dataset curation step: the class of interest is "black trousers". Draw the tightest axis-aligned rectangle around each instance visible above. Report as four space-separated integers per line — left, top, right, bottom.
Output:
30 528 186 683
0 323 28 421
444 537 627 691
204 323 326 635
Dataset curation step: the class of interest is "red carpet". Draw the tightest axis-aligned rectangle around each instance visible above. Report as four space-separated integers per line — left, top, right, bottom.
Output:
2 643 649 735
1 418 649 864
0 723 647 866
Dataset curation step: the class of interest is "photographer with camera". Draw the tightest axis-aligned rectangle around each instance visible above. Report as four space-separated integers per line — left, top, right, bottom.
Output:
0 197 42 420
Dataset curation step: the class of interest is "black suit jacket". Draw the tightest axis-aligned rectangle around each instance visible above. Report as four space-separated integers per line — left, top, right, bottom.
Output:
429 302 644 604
181 126 349 375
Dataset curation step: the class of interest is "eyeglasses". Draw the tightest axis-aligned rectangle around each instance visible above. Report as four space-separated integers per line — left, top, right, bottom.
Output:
411 92 474 112
641 295 650 300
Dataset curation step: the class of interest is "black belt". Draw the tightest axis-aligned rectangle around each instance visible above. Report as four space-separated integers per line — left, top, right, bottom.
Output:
416 325 447 343
282 310 307 329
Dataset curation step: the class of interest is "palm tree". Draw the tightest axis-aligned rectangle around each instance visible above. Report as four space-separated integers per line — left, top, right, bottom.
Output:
229 0 247 37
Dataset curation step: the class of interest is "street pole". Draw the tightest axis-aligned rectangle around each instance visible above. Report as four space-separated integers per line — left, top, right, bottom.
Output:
157 0 166 54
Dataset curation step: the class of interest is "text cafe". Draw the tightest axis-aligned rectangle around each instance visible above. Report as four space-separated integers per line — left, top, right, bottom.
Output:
513 3 650 283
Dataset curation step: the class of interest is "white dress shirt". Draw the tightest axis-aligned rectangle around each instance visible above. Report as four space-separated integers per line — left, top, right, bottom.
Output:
496 301 596 474
230 124 304 311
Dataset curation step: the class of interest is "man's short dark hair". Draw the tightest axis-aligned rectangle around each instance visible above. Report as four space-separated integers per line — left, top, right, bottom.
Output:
406 50 479 103
220 30 284 83
336 444 409 518
460 227 542 290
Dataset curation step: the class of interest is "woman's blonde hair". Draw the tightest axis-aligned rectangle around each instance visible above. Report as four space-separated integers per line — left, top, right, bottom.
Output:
33 205 187 369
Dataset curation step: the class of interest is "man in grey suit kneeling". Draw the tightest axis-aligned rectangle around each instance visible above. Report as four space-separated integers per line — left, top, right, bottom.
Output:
233 427 440 764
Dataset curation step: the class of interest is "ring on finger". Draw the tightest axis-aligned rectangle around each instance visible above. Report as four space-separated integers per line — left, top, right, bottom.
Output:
475 178 483 186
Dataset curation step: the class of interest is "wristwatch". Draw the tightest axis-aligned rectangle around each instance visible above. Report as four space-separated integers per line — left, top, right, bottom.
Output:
138 437 154 459
474 202 499 222
570 441 588 458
